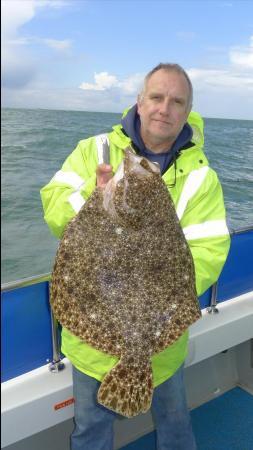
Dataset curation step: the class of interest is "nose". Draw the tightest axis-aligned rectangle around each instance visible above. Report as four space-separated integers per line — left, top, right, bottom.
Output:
159 99 170 116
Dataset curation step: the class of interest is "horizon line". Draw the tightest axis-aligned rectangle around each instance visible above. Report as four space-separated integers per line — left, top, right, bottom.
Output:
1 106 252 122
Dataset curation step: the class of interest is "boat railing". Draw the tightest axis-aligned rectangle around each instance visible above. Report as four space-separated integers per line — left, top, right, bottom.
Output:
49 308 66 373
1 272 52 291
206 225 253 314
1 225 253 379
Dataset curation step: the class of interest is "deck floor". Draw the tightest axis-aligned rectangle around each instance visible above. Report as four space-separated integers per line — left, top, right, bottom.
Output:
120 387 253 450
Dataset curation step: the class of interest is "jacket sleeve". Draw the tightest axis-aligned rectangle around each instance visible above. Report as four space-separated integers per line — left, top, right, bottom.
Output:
180 168 231 297
40 139 97 239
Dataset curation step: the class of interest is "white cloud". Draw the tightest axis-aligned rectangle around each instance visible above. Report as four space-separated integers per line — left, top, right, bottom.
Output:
1 0 72 89
43 39 72 51
119 73 144 95
1 0 37 89
178 37 253 118
79 72 119 91
1 0 70 41
93 72 119 89
1 1 35 40
79 72 144 95
6 36 72 51
229 35 253 69
36 0 71 8
2 86 130 113
188 68 253 90
79 82 104 91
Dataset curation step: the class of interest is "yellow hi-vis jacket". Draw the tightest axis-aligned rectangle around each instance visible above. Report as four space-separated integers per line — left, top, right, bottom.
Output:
40 111 230 386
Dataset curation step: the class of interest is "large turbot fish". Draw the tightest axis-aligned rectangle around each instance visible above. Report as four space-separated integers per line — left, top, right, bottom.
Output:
50 149 201 418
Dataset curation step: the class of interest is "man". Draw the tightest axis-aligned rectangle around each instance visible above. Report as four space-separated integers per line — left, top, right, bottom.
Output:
41 63 230 450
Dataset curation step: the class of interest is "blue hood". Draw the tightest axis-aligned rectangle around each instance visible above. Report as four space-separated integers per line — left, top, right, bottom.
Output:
121 104 193 174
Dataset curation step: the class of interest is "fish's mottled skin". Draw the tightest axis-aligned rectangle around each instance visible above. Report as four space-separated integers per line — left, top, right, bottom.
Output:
50 149 201 417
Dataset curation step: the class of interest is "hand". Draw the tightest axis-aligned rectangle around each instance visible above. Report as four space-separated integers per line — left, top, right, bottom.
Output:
96 164 113 189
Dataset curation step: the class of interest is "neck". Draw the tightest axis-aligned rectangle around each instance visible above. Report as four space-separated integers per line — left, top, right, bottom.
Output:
140 132 174 154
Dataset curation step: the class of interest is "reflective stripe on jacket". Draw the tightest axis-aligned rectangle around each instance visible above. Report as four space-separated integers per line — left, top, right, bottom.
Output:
40 111 230 386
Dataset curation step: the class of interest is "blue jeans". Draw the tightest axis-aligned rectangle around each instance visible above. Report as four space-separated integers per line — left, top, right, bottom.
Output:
71 364 197 450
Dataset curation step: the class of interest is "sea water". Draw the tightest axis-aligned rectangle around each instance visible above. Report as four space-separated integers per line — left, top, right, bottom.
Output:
2 108 253 283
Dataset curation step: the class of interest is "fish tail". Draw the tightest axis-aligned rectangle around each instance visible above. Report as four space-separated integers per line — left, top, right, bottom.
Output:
97 357 153 417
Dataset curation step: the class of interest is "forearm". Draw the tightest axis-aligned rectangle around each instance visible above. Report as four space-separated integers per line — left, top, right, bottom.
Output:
40 140 97 238
180 168 230 296
189 235 231 296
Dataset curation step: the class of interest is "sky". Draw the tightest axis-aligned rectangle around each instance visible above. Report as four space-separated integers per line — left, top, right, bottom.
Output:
1 0 253 119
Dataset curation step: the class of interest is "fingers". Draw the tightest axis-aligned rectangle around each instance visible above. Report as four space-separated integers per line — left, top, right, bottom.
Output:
96 164 113 189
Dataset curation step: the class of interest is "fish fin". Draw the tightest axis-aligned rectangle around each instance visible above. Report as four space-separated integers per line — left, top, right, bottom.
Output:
97 357 153 418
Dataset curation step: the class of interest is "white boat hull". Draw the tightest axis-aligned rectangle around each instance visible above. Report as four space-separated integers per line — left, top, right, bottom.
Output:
2 291 253 449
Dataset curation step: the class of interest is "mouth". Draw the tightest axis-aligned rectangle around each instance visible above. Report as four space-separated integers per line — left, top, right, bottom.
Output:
152 119 171 125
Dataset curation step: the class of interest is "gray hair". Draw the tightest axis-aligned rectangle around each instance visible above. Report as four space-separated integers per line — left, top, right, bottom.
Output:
139 63 193 113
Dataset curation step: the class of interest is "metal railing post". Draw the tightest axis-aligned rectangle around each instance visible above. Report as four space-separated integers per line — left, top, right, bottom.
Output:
48 282 65 373
207 281 219 314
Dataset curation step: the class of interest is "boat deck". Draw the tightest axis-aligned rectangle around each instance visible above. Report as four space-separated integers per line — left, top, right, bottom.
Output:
121 387 253 450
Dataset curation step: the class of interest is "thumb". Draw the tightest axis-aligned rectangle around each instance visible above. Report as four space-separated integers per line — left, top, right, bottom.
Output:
96 164 113 189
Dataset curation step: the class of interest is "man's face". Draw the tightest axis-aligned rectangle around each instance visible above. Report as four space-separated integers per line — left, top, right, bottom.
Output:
137 69 191 151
